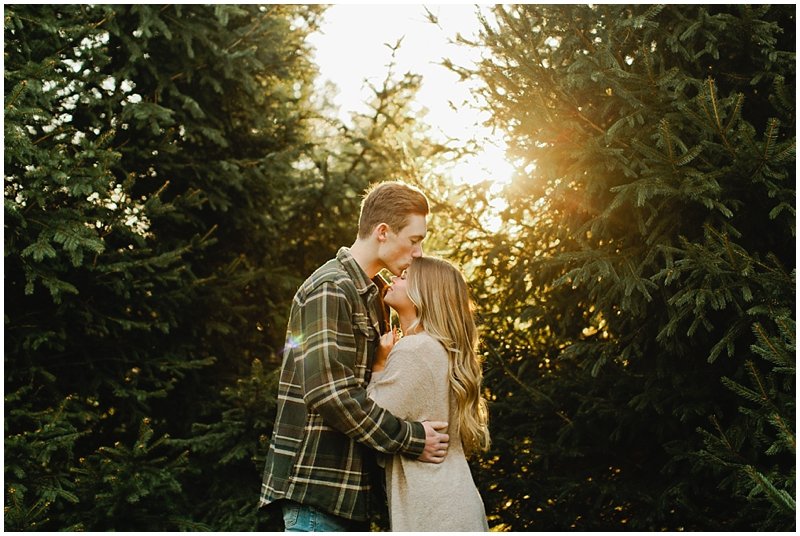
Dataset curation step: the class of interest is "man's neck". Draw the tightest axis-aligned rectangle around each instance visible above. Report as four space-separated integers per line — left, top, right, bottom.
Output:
349 239 381 279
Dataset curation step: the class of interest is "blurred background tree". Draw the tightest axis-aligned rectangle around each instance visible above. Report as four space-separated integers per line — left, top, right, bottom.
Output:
445 4 795 530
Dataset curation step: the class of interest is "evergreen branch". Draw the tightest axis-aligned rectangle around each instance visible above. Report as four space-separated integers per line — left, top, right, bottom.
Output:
767 412 796 455
344 45 406 177
152 180 170 199
485 342 572 425
752 324 784 368
574 107 615 141
721 231 738 272
762 118 780 161
771 316 796 353
703 224 791 278
705 77 735 155
708 414 748 465
85 10 113 30
749 328 796 455
743 465 796 513
745 360 769 405
198 223 219 244
640 43 656 85
493 10 558 127
170 68 206 82
223 12 267 53
32 129 62 147
574 27 597 53
723 93 744 134
6 79 28 109
659 119 676 168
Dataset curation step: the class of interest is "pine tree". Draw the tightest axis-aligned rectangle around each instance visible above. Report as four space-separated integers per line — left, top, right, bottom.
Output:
445 4 795 530
5 4 323 530
5 4 466 529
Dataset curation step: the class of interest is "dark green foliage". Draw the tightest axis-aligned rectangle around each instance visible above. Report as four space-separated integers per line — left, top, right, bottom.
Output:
173 359 282 531
5 4 323 530
698 313 796 528
5 5 458 531
444 4 795 531
7 3 794 532
68 419 196 531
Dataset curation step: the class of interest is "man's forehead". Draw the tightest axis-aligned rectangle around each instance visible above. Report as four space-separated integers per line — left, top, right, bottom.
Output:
400 215 427 237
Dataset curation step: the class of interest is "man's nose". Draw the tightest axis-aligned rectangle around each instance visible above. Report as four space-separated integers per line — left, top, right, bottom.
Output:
412 244 423 258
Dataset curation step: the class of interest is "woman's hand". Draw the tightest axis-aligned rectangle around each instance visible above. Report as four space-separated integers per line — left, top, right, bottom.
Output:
373 328 398 373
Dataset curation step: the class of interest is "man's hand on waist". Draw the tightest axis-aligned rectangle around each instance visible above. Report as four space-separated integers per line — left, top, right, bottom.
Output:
417 421 449 463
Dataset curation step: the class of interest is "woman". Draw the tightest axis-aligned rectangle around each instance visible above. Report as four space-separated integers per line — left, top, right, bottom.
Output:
367 256 491 532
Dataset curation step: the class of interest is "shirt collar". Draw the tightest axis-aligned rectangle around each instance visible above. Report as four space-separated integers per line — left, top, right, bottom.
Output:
336 247 388 298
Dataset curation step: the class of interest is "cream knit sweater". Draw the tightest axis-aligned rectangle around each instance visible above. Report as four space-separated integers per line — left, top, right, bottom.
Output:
367 332 489 532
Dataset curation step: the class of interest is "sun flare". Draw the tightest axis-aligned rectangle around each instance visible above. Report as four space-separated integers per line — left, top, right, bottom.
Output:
450 138 515 190
446 136 514 232
309 4 514 231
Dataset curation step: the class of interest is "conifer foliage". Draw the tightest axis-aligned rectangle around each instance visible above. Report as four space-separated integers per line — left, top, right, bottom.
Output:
5 4 457 531
5 4 322 530
5 3 795 532
448 4 795 530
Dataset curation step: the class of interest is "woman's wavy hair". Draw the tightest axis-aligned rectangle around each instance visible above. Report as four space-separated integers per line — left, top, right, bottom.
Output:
406 256 490 456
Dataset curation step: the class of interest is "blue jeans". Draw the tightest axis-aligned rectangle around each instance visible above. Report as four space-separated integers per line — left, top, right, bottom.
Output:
281 501 366 532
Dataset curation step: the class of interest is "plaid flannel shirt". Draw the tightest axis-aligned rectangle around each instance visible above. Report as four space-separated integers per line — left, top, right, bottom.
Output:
260 247 426 521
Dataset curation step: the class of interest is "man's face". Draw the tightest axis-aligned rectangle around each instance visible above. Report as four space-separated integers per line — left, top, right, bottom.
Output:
379 213 427 276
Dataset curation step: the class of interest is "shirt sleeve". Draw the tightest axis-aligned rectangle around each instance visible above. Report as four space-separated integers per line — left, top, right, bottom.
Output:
299 281 426 458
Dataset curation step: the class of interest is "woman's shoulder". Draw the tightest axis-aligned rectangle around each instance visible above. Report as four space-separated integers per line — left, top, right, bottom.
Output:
394 331 444 352
390 332 449 368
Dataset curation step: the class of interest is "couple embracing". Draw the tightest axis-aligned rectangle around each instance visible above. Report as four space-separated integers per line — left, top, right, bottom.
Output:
260 181 490 532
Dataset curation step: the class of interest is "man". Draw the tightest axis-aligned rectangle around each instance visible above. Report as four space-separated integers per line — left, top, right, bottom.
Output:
260 181 449 531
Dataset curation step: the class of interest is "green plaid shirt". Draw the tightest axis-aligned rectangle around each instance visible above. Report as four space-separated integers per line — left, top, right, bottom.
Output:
260 247 426 521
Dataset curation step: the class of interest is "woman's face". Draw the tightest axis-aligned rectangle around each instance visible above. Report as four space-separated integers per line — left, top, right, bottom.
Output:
384 269 416 315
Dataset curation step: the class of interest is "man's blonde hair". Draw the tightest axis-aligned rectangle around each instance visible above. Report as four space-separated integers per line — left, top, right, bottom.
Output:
358 181 429 238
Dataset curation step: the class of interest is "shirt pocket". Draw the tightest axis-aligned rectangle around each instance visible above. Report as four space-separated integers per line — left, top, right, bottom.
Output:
351 313 376 381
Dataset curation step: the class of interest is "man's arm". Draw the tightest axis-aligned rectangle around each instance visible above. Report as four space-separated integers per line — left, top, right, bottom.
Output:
369 335 450 463
299 281 431 458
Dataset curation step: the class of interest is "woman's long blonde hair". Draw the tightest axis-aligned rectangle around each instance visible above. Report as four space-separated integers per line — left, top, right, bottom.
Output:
406 257 490 456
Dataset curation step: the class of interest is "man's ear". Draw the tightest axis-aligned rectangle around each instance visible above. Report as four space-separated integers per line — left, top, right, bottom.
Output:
374 223 390 242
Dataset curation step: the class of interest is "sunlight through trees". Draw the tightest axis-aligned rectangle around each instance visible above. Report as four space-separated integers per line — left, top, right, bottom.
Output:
4 4 795 532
